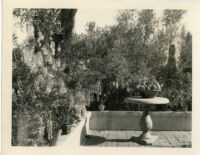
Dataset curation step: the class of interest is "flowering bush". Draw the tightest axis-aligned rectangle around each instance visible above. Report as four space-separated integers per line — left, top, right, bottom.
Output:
133 77 161 98
160 71 192 111
136 77 161 91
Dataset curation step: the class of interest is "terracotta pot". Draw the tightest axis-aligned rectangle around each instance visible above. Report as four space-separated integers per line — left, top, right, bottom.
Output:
140 90 160 98
61 124 72 135
49 130 61 146
98 104 105 111
183 104 188 112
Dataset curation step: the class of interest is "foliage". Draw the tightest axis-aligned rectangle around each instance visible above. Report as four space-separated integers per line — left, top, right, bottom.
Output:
12 9 192 146
180 29 192 69
162 9 186 46
12 9 88 146
79 9 191 111
160 70 192 111
137 77 161 91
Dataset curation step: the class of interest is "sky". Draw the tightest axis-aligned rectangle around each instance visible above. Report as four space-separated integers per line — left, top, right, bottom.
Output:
74 9 118 34
74 9 193 34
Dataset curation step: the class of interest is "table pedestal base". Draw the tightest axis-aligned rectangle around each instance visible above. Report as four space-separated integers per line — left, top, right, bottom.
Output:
138 132 158 145
135 105 158 145
132 132 158 145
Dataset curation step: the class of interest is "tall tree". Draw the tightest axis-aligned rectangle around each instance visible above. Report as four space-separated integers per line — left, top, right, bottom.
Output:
180 31 192 70
162 9 186 46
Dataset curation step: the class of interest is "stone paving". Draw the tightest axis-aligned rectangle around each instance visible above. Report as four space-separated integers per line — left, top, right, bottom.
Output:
82 130 191 147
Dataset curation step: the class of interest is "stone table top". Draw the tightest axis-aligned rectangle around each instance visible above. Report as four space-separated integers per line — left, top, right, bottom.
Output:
124 96 169 105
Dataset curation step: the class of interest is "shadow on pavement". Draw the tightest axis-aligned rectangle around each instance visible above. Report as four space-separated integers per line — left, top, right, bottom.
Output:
82 135 106 146
82 135 134 146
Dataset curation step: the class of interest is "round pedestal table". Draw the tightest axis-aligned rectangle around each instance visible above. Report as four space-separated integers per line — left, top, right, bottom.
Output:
124 96 169 145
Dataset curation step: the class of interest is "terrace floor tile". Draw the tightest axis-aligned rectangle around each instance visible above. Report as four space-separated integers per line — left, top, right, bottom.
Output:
82 130 191 147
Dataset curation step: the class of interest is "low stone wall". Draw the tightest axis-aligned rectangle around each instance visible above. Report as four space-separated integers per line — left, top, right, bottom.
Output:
88 111 192 131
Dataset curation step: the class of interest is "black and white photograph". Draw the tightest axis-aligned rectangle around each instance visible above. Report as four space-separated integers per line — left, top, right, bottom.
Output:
2 1 200 155
11 8 192 147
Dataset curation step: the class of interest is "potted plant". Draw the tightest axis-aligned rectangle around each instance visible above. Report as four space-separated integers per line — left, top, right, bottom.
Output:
98 101 105 111
135 77 161 98
98 93 107 111
48 122 62 146
60 106 81 135
182 95 192 112
60 116 72 135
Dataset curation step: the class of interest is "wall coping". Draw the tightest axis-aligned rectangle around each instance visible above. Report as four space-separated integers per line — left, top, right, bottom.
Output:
89 111 191 116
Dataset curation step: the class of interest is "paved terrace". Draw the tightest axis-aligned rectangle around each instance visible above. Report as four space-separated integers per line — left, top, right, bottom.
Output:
81 130 191 147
